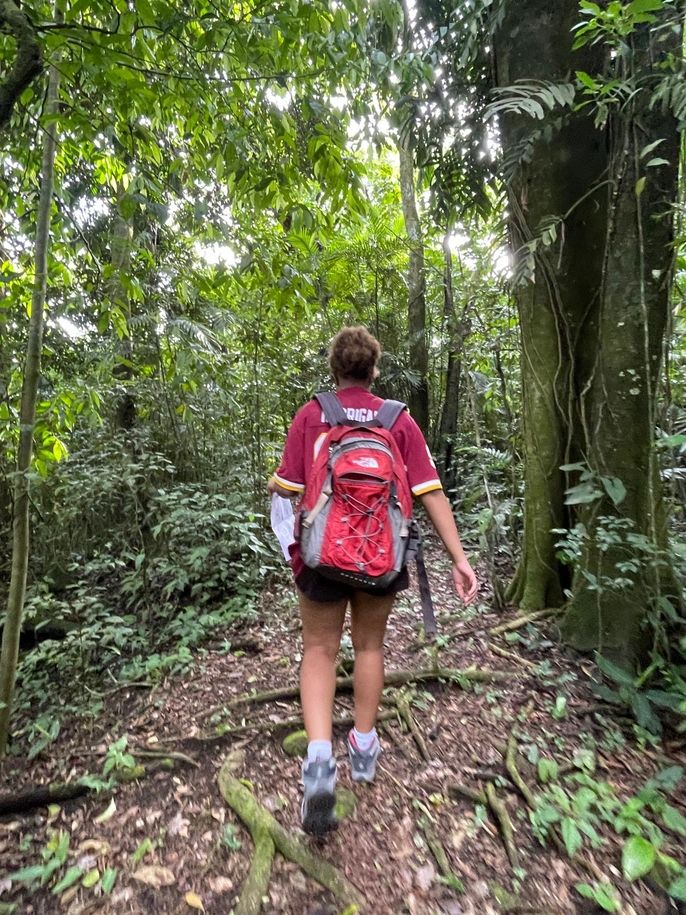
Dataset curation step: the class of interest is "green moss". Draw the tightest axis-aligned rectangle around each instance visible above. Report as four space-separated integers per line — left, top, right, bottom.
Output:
282 730 308 758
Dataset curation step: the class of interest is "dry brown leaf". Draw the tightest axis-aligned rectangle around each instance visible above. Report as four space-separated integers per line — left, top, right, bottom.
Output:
132 864 176 888
168 811 190 837
76 839 111 857
414 861 436 892
60 886 79 908
208 876 233 894
185 891 204 910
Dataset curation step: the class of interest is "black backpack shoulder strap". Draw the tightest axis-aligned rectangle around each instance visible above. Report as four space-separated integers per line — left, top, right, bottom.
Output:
375 399 406 430
314 392 348 427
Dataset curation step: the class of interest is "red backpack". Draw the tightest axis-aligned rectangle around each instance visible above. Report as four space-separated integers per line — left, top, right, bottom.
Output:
297 392 417 590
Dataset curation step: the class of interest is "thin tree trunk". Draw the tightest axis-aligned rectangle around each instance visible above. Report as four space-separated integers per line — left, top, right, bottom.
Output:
438 231 465 495
398 132 429 433
109 198 135 431
0 39 60 755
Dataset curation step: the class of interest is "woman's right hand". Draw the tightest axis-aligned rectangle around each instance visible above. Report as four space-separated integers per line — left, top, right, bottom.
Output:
452 558 478 605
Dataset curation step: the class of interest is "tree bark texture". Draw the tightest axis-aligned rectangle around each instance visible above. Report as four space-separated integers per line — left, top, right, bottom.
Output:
496 0 608 613
495 0 681 660
0 45 60 755
109 200 135 431
562 26 681 655
0 0 43 132
437 231 465 496
398 132 430 434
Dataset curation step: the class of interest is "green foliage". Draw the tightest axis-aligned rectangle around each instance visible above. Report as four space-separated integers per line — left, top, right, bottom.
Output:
574 0 668 49
485 81 576 121
534 763 686 903
554 510 686 734
575 881 620 912
103 736 137 777
221 823 243 852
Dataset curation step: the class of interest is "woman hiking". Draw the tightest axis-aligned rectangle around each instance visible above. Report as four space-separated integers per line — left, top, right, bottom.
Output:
269 326 478 836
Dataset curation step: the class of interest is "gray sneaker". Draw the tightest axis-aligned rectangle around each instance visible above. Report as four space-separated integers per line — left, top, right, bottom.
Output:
347 730 381 783
301 757 337 836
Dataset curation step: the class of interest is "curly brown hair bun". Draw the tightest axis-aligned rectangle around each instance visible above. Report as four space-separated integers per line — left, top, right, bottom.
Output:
328 326 381 384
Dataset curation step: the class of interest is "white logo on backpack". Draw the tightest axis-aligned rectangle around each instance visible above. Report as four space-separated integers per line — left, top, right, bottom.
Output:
352 456 380 469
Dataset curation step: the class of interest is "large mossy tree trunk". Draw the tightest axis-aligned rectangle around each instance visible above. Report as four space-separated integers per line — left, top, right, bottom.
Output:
562 29 680 656
496 0 608 612
0 44 60 755
495 0 680 662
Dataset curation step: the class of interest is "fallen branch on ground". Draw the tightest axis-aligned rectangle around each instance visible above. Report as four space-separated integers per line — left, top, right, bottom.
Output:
418 816 464 890
184 710 397 747
0 782 92 817
205 666 514 722
0 754 189 816
218 757 365 914
489 608 563 637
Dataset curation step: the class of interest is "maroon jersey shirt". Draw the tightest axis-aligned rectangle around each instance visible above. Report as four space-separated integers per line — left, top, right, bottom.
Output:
273 387 442 575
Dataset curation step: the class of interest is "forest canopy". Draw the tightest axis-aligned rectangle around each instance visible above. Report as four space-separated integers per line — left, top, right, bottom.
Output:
0 1 686 909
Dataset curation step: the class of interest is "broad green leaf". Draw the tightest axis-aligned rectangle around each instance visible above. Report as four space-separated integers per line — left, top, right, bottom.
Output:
601 476 626 506
622 836 656 881
575 882 619 912
575 70 599 91
81 868 101 888
668 875 686 901
538 758 559 783
646 766 683 792
7 864 48 885
628 0 663 13
564 482 601 505
52 866 83 894
662 804 686 837
635 176 646 197
101 867 118 894
561 818 582 857
595 653 635 687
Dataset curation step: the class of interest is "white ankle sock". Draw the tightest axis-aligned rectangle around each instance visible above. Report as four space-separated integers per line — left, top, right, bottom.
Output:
352 727 377 751
307 740 332 763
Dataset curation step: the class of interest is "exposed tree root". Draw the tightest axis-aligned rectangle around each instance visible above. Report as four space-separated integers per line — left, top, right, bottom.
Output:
446 783 486 805
485 783 520 869
206 666 513 722
418 815 464 890
489 608 563 637
445 781 519 871
489 643 540 672
395 692 431 762
236 828 276 915
504 728 536 809
218 758 365 912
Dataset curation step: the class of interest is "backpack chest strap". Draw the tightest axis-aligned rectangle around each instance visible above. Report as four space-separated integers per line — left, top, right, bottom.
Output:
314 392 406 429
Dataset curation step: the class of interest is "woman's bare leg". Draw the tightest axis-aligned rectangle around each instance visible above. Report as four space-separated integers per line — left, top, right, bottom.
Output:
297 589 347 743
349 591 395 732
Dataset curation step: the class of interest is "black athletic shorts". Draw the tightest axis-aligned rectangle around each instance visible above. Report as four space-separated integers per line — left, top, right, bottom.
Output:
295 565 410 603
